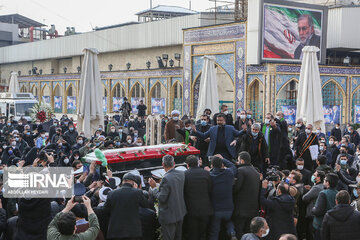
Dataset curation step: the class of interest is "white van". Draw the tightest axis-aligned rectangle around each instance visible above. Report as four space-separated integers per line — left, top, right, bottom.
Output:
0 93 38 121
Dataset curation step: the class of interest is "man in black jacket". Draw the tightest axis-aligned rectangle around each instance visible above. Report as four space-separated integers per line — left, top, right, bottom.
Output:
233 151 260 239
322 190 360 240
191 115 211 166
213 104 233 126
330 124 342 142
183 155 213 240
260 180 296 240
240 123 270 173
103 172 149 240
261 113 281 166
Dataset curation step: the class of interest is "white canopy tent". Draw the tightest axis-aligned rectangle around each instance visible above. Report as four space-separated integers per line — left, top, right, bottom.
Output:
8 72 19 94
77 48 104 138
296 46 325 131
195 55 219 120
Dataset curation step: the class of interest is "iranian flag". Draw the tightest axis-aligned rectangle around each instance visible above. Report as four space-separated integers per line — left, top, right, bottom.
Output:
263 5 322 59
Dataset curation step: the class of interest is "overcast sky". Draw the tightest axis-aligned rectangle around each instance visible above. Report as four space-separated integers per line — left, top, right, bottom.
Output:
0 0 215 34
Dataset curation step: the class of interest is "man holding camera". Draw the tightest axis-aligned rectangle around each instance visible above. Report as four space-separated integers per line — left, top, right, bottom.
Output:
47 195 100 240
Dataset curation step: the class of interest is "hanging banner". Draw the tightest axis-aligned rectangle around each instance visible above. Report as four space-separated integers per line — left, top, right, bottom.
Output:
67 96 76 114
323 105 341 124
281 105 296 125
54 96 63 113
151 98 166 115
131 97 144 114
112 97 123 112
354 105 360 124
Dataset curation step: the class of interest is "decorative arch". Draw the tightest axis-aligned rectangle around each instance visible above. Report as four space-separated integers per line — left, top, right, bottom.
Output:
31 85 38 96
20 85 27 93
111 82 125 98
66 83 76 96
102 83 108 97
191 63 234 115
246 78 264 121
322 79 346 97
276 78 299 95
41 83 51 96
171 80 183 112
53 83 62 96
130 82 145 98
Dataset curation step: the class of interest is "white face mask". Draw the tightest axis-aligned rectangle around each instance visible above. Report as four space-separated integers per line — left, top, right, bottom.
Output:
297 165 304 170
305 129 311 134
63 158 69 164
74 156 79 160
224 111 229 115
329 141 334 145
185 127 192 130
240 114 246 120
265 119 270 125
290 144 294 148
136 142 142 146
173 117 179 121
41 134 45 138
111 129 115 132
127 140 132 144
261 228 270 237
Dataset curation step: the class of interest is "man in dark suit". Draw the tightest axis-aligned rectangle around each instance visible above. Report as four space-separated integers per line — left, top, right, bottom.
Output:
103 172 149 240
262 113 281 166
233 151 260 239
294 14 321 60
330 124 342 142
149 155 187 240
183 155 213 240
192 113 245 160
191 114 211 166
213 104 233 126
240 123 270 173
295 124 319 171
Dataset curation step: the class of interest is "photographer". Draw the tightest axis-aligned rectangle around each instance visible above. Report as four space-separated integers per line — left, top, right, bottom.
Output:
260 180 296 239
47 195 100 240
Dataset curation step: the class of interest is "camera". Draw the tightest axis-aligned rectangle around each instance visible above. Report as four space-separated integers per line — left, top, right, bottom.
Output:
265 165 280 182
73 196 83 203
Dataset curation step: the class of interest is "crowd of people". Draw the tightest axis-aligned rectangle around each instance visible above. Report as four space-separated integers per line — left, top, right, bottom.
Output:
0 100 359 240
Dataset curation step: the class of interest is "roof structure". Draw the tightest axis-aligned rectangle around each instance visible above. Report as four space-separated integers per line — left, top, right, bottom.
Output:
136 5 198 15
0 14 45 28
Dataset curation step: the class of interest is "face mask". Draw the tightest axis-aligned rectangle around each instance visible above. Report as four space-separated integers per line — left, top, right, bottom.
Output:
127 140 132 144
26 132 30 135
96 142 100 147
265 119 270 125
224 111 229 115
58 142 62 147
251 132 258 137
36 122 40 125
111 129 115 133
54 123 58 126
319 146 324 151
247 115 252 119
288 128 292 132
63 158 69 164
69 128 74 131
119 129 123 133
201 120 207 126
2 146 6 149
354 188 359 198
340 160 347 166
173 117 179 121
240 115 246 120
357 177 360 183
18 123 22 126
290 144 294 148
134 133 138 137
316 130 320 134
115 142 121 146
96 134 100 137
98 128 102 131
296 124 301 128
311 175 316 183
64 122 69 125
261 228 270 238
8 150 13 155
275 116 280 120
74 156 79 160
7 123 11 126
78 140 83 145
15 137 19 142
136 142 142 146
305 129 311 134
41 134 45 138
297 165 304 170
11 142 16 146
185 127 192 131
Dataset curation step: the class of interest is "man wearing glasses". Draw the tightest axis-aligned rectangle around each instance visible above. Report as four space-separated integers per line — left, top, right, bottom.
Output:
294 14 321 59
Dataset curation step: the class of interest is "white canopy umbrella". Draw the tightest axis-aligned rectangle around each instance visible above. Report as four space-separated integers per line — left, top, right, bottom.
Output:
8 72 19 94
195 55 219 120
296 46 325 131
77 48 104 138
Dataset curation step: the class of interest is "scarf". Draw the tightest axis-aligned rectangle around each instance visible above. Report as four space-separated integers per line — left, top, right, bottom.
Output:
262 124 271 152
